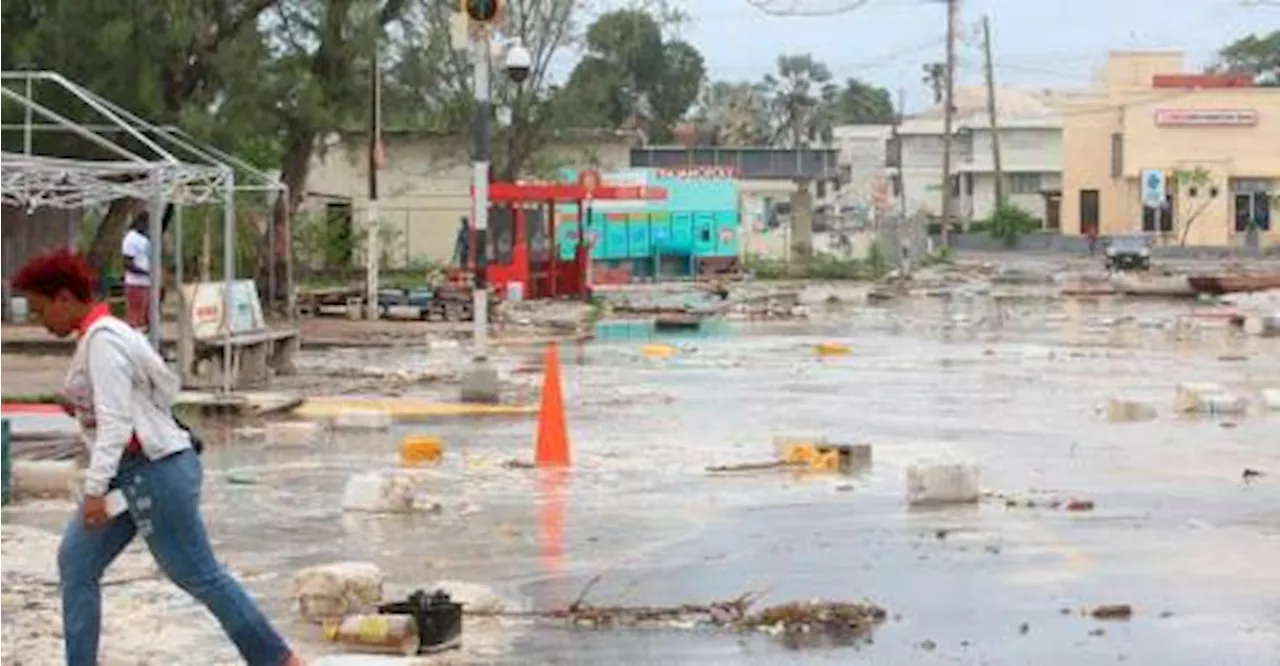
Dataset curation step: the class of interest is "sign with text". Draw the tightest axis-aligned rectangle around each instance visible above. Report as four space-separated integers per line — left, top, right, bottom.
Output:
182 280 265 340
1154 109 1258 127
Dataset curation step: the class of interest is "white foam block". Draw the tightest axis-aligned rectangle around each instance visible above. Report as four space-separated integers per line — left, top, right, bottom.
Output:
342 472 415 513
1107 397 1157 423
1262 389 1280 411
1195 392 1248 415
906 462 980 506
1175 382 1231 413
292 561 384 623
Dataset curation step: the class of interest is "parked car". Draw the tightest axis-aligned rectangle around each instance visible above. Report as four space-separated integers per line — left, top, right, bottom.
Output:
1105 235 1152 271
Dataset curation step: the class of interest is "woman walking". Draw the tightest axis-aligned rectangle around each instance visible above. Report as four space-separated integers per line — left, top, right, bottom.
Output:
11 249 302 666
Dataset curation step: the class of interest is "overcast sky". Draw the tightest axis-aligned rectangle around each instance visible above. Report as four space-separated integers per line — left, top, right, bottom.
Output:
671 0 1277 112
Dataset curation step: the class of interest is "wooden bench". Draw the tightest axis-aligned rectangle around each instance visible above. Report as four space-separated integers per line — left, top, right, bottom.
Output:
177 280 301 390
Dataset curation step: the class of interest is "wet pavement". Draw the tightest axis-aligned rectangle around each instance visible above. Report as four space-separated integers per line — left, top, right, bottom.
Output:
5 288 1280 664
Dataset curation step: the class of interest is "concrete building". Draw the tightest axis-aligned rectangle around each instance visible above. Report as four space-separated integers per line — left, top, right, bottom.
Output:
1060 51 1280 247
301 130 637 266
825 124 895 218
894 87 1063 226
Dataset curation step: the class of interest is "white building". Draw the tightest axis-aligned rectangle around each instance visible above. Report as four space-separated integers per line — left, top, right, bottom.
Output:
893 87 1064 227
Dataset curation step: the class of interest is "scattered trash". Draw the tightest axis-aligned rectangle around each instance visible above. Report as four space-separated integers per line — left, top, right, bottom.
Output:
1019 622 1030 635
919 639 937 651
322 613 419 655
376 589 463 654
640 344 676 360
400 435 444 467
1090 604 1134 620
1064 499 1095 512
814 341 852 357
1242 468 1264 483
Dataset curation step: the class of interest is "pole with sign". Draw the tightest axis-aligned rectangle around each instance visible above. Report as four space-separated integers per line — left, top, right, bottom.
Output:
1140 169 1167 210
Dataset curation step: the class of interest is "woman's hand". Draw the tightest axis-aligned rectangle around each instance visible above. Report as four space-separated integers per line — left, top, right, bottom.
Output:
83 495 109 528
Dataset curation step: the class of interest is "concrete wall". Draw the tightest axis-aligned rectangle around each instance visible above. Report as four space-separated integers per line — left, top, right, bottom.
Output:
302 133 633 266
1061 51 1280 247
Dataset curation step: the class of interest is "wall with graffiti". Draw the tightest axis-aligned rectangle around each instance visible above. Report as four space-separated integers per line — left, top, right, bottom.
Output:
555 168 741 272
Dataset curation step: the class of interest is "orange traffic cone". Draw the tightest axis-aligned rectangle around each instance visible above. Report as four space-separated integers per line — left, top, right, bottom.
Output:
535 343 571 467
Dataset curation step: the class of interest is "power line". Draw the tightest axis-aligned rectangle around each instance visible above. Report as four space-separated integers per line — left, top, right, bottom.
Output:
745 0 873 17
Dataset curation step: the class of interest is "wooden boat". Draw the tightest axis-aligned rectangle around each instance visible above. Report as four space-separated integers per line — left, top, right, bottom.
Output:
1187 274 1280 296
1108 273 1195 298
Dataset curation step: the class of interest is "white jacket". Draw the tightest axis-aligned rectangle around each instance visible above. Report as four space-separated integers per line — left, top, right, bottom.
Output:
67 316 192 496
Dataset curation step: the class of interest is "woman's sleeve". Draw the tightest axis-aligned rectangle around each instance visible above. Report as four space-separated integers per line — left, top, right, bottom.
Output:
83 333 136 497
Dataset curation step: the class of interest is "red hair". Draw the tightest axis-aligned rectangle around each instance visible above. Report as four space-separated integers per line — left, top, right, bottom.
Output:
11 248 98 302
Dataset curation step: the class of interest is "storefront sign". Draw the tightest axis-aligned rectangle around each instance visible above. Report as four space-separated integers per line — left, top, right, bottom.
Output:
1154 109 1258 127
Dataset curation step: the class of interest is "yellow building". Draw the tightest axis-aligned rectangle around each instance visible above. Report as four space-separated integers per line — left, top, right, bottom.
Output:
1061 51 1280 247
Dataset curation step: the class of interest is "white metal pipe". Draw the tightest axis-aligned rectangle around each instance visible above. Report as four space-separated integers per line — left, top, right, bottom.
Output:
147 193 163 350
222 170 236 394
471 35 492 360
0 88 148 163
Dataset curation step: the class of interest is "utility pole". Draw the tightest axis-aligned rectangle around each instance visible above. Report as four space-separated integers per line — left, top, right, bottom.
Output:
939 0 959 247
460 25 500 403
895 87 908 217
982 14 1005 209
364 42 382 321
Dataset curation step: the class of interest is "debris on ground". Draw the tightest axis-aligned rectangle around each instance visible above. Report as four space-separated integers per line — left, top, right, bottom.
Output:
1090 604 1134 620
466 575 886 649
906 461 980 506
1064 499 1096 512
985 491 1100 512
1242 468 1264 483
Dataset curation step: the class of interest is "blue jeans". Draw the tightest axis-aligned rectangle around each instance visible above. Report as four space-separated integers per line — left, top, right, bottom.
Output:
58 450 290 665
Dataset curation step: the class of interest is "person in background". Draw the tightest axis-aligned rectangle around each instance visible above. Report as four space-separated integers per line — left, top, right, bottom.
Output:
121 212 152 329
10 248 304 666
453 216 471 268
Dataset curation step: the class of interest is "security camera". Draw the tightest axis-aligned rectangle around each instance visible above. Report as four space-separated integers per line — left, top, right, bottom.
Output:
504 40 532 84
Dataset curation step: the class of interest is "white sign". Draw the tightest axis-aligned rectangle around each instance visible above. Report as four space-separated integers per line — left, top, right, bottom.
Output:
1140 169 1167 209
1154 109 1258 127
182 280 265 340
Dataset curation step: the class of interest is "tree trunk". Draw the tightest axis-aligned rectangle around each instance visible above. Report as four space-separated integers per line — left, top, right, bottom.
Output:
84 198 141 289
259 126 316 312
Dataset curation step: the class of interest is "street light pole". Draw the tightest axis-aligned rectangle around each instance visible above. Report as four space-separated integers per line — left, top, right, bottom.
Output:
460 27 500 403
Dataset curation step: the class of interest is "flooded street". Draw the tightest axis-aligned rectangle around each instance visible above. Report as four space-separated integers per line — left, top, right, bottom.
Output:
5 285 1280 664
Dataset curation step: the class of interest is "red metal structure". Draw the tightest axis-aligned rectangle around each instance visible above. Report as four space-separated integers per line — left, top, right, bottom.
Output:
464 180 667 300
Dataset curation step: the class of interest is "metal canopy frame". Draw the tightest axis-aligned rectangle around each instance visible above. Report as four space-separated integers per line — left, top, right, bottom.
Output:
1 70 288 394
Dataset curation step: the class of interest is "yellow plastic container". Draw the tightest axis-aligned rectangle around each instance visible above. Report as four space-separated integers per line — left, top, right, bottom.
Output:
815 342 851 357
780 442 820 465
400 436 444 467
640 343 676 359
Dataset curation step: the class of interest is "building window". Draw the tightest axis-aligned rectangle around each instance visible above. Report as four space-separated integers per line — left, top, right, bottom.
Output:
1006 173 1042 195
1142 196 1173 233
1079 189 1100 235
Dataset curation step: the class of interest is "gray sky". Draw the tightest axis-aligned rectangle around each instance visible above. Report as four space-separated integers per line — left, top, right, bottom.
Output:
675 0 1278 113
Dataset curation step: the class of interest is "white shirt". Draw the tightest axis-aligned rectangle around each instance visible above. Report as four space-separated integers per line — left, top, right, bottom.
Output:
65 316 191 496
121 229 151 287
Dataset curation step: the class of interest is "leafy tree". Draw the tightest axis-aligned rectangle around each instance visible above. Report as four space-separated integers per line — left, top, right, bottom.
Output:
692 81 772 146
1 0 281 274
921 62 945 104
1213 30 1280 85
830 78 895 125
761 54 837 147
555 9 705 142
